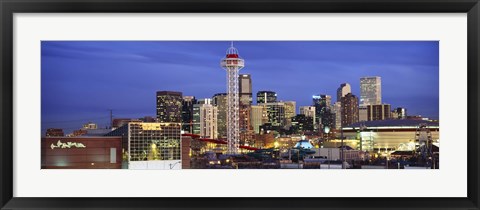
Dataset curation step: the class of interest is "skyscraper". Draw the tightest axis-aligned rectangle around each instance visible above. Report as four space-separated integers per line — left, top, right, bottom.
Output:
239 74 252 105
283 101 296 128
239 104 254 146
313 95 332 111
290 114 314 134
337 83 351 102
341 93 359 127
156 91 182 123
332 102 342 130
192 99 218 139
360 76 382 106
299 106 316 124
264 102 286 127
393 107 408 119
239 104 253 132
181 96 197 133
212 93 228 138
257 91 277 104
313 94 334 130
250 105 268 134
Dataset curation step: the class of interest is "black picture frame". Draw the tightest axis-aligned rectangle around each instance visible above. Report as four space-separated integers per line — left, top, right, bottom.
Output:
1 0 479 209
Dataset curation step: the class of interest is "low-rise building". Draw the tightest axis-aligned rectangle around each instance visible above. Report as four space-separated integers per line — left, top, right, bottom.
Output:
41 136 122 169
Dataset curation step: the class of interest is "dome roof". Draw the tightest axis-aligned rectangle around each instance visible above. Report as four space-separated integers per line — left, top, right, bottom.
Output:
226 42 240 58
294 140 314 149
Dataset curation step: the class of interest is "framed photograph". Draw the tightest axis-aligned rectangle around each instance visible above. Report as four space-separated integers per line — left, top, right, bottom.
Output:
1 0 479 209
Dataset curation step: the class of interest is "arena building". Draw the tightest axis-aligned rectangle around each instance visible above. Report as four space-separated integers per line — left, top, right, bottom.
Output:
341 119 439 152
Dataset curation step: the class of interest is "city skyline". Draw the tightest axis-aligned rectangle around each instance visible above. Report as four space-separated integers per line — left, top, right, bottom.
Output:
41 41 439 134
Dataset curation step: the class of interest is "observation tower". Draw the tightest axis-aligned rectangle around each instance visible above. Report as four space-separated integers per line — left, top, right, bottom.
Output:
220 42 245 154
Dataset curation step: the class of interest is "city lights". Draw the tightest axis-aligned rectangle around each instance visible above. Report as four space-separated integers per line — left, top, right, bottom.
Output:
41 41 439 170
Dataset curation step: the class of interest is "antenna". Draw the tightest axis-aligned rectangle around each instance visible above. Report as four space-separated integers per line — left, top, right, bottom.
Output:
109 109 113 129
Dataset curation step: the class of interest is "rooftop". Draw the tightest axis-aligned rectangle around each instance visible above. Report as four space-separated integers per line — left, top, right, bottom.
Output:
345 119 439 129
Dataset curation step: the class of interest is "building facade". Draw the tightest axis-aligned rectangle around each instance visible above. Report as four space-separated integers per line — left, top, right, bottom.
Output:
342 120 439 152
239 74 252 105
156 91 183 123
332 102 342 130
337 83 351 102
393 107 408 119
283 101 297 128
340 93 359 127
212 93 227 138
366 104 392 121
41 136 122 169
313 94 334 130
257 91 277 104
360 76 382 106
264 102 286 127
290 114 315 134
239 104 252 129
359 106 368 122
250 105 268 134
193 99 218 139
299 106 316 124
126 122 182 169
181 96 197 133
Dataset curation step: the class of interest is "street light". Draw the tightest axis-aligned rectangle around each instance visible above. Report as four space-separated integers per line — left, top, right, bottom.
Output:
337 126 345 169
323 126 331 169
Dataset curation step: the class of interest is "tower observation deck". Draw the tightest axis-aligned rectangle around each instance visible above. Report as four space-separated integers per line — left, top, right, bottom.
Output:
220 42 245 154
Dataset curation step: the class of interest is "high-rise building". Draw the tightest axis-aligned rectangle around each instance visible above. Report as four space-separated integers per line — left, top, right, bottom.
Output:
359 106 368 122
299 106 316 125
239 74 252 105
313 94 332 112
337 83 351 102
125 122 181 169
332 102 342 129
156 91 183 123
393 107 408 119
239 104 252 132
257 91 277 104
341 93 359 127
264 102 286 127
212 93 227 138
313 94 334 130
366 104 391 121
360 76 382 106
181 96 197 133
192 99 218 139
250 105 268 134
197 98 212 105
290 114 315 134
239 104 254 146
283 101 296 128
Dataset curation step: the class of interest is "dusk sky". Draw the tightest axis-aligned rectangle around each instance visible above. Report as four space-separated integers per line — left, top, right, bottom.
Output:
41 41 439 134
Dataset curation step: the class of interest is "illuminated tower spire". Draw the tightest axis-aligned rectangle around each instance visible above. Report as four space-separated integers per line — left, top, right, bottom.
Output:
220 42 244 154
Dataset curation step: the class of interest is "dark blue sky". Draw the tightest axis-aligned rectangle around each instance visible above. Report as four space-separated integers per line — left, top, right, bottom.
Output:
41 41 439 134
